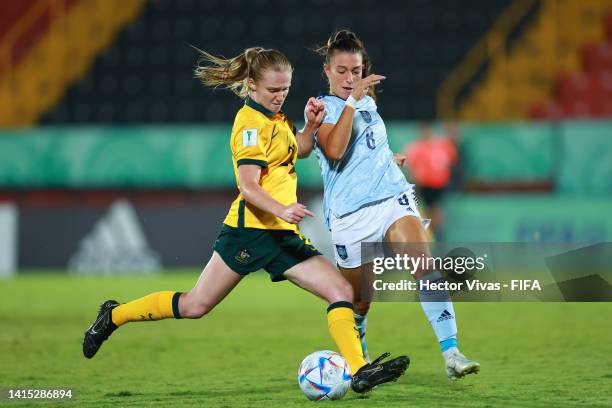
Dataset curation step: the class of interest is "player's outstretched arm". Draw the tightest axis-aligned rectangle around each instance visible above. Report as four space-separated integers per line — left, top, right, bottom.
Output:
296 97 324 158
317 74 385 161
238 164 314 224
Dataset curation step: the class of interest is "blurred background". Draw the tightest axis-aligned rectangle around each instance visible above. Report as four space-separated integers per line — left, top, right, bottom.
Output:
1 0 611 276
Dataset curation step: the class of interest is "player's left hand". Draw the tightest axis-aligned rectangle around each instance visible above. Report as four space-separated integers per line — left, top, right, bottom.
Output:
305 97 325 128
393 153 406 166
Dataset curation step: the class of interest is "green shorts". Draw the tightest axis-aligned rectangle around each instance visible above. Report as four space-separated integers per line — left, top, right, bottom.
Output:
213 224 322 282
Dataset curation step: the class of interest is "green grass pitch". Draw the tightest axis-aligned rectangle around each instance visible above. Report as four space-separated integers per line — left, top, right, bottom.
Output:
1 271 611 407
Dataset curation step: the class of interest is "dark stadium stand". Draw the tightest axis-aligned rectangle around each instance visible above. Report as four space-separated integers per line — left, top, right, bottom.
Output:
41 0 512 123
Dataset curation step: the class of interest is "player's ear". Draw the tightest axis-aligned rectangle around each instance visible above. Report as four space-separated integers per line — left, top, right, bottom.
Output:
247 77 256 93
323 63 331 77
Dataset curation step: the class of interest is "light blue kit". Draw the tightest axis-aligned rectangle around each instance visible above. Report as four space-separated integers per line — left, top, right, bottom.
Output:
305 94 410 229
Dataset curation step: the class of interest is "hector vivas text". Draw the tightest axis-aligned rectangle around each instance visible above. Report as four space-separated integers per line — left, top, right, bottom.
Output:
371 253 542 293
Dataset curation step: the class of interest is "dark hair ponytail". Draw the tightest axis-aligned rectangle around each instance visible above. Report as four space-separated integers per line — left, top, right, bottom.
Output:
314 29 376 99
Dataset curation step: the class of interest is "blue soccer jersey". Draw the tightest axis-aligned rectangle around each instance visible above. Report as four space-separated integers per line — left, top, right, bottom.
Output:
305 94 410 229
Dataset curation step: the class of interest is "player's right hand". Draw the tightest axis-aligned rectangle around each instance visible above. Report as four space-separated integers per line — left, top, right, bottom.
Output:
279 203 315 224
351 74 386 100
305 97 325 129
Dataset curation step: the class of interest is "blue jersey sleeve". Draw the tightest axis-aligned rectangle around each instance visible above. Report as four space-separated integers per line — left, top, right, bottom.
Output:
321 97 344 125
304 96 344 125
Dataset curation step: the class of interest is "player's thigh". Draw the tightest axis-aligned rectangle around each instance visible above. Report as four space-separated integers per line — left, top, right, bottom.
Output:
384 214 429 243
283 255 353 304
182 251 243 316
384 215 431 279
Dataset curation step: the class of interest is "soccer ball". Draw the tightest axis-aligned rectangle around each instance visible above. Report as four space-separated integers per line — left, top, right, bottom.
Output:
298 350 351 401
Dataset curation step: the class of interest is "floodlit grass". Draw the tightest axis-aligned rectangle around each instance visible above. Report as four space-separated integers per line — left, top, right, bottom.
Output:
1 271 611 407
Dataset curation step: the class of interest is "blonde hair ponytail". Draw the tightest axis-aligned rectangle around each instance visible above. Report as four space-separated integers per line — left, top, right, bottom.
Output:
194 46 292 98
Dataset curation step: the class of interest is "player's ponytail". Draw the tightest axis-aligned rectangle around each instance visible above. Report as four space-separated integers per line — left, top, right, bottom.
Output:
315 29 376 100
193 47 292 98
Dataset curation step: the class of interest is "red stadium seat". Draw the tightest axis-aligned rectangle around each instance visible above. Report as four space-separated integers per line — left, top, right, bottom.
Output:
582 43 599 73
601 99 612 116
588 72 612 117
531 14 612 120
555 72 592 103
605 14 612 43
596 71 612 96
528 101 563 120
562 99 593 118
581 42 612 74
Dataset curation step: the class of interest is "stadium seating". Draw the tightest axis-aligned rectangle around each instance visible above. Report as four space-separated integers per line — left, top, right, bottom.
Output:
529 13 612 120
0 0 147 126
39 0 512 123
454 0 611 121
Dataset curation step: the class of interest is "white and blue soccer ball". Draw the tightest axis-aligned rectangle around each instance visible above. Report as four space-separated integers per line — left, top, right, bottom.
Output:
298 350 352 401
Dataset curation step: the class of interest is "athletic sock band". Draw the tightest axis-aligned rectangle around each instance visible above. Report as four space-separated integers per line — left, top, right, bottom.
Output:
327 301 354 313
172 292 183 319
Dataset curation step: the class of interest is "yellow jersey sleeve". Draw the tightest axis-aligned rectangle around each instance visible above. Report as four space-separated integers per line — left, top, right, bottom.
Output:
231 118 271 168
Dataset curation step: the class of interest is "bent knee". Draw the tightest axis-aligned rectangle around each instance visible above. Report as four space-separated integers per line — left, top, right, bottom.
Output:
179 294 215 319
328 279 354 305
183 303 214 319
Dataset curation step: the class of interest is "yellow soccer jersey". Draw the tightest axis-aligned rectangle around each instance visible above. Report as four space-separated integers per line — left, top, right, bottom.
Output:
223 98 299 231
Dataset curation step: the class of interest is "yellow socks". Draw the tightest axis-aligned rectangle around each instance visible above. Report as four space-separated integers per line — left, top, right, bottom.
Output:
111 291 182 326
327 302 368 375
110 295 367 376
